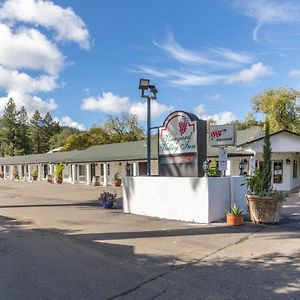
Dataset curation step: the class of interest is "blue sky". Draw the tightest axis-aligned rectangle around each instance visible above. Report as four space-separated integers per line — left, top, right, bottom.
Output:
0 0 300 130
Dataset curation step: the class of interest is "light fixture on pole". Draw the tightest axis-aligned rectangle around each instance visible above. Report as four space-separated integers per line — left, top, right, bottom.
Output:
138 78 158 176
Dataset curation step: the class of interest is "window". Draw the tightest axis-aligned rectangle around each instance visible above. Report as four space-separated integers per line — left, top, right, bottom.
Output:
293 160 298 178
273 160 283 184
78 165 85 176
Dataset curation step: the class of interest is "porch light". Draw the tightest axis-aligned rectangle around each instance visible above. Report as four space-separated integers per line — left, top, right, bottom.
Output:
202 160 209 177
286 158 291 165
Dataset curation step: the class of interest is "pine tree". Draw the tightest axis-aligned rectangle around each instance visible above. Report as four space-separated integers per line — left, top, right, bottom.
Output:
29 110 44 154
16 106 31 155
0 98 19 156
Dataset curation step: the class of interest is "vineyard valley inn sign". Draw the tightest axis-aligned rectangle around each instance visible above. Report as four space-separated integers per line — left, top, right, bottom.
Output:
209 124 236 147
158 111 207 177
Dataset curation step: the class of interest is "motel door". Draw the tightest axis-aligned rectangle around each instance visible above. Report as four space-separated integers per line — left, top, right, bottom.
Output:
91 164 96 180
139 162 147 176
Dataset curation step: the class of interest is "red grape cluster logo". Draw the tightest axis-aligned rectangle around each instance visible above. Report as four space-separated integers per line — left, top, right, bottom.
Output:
178 120 187 136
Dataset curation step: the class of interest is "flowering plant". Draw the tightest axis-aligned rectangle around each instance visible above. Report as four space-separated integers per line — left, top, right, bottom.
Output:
98 191 117 208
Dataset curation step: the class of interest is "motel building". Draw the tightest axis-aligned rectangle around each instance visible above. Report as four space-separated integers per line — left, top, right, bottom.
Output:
0 127 300 192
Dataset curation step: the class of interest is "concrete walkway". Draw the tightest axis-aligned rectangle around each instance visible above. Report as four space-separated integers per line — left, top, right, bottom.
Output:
0 180 299 299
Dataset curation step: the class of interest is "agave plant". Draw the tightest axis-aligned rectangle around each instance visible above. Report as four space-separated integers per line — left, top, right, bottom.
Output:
226 203 243 215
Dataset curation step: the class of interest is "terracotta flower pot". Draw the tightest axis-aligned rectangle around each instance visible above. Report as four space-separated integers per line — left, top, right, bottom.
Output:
226 214 243 226
112 179 121 187
56 177 63 184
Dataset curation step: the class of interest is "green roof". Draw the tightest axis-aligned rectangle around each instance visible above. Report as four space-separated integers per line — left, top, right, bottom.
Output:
0 127 262 165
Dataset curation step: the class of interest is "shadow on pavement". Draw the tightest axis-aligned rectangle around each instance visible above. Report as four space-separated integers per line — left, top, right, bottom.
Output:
0 215 300 299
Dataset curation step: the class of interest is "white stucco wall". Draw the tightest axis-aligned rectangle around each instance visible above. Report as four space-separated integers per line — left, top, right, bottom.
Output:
123 176 237 223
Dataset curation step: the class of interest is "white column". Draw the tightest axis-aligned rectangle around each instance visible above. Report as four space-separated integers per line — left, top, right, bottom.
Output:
86 163 91 185
133 162 138 176
10 165 14 180
38 164 42 181
49 164 54 176
28 165 31 181
249 152 256 175
103 163 108 186
72 164 76 184
18 165 22 179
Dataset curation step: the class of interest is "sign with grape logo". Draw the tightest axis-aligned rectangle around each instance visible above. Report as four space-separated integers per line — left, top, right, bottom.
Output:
209 124 236 147
158 110 207 177
159 112 197 155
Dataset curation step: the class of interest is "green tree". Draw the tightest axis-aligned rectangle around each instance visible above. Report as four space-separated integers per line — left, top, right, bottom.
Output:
49 127 80 150
104 114 145 142
63 114 145 151
42 112 61 152
0 98 19 156
236 112 263 130
29 110 44 154
63 132 91 151
16 106 31 155
252 87 300 132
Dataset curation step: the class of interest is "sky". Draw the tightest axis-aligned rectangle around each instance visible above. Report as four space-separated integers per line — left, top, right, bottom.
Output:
0 0 300 131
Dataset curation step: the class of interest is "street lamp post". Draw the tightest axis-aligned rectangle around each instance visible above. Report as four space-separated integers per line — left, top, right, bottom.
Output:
138 79 158 176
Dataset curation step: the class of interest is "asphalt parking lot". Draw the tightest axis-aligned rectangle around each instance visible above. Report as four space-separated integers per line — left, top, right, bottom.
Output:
0 180 299 299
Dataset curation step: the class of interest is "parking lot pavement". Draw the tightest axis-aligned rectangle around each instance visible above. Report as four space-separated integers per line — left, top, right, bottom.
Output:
0 180 299 299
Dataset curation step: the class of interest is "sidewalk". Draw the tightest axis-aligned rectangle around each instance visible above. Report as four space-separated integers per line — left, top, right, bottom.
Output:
0 180 299 299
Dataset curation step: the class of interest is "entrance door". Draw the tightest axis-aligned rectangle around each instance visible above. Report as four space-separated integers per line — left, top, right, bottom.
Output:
91 164 96 180
139 162 147 175
43 164 48 178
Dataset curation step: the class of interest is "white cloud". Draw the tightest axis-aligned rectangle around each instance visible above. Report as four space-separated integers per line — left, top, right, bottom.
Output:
154 33 253 68
170 72 225 86
232 0 300 42
81 92 130 114
135 65 169 78
54 116 86 131
0 65 57 94
154 33 228 67
0 0 90 49
81 91 170 121
207 93 222 100
0 91 57 115
129 101 170 121
209 47 253 64
0 24 64 75
288 70 300 77
226 62 273 84
194 104 236 125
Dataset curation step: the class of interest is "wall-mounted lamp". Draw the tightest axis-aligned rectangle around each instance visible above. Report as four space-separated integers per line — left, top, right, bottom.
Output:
286 158 291 165
202 160 209 177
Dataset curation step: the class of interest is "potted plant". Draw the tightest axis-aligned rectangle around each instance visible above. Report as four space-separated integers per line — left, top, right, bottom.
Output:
54 163 64 184
98 191 117 209
0 172 3 179
112 172 122 187
31 169 38 181
226 203 244 226
245 119 285 224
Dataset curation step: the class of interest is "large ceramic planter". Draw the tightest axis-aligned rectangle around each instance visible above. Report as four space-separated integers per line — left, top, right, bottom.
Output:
245 194 284 224
226 214 243 226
